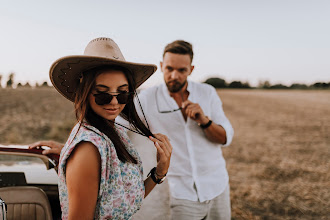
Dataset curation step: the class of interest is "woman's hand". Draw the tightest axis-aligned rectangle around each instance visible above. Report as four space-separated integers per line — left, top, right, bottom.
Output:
149 134 172 177
28 140 64 155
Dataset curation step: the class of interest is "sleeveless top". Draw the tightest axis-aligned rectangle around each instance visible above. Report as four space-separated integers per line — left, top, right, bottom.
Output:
58 122 145 219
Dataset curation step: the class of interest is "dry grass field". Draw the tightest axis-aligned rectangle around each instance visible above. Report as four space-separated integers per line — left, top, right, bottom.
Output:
0 88 75 144
219 89 330 220
0 87 329 219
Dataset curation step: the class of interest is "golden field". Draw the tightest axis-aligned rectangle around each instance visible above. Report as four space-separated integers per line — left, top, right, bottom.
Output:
0 87 329 219
219 89 330 219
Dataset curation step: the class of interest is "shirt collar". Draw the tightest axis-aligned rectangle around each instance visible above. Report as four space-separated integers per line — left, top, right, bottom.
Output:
159 84 179 110
186 80 192 93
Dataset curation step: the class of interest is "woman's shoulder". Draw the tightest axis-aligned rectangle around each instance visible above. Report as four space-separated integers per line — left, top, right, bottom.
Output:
61 122 110 159
69 122 107 144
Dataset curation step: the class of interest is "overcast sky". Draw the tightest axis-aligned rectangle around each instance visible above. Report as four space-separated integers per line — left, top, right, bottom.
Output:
0 0 329 88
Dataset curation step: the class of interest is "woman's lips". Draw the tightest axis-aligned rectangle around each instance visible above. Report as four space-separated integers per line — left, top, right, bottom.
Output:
104 108 119 114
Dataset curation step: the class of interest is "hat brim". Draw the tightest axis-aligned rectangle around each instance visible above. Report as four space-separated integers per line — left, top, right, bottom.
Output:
50 55 157 102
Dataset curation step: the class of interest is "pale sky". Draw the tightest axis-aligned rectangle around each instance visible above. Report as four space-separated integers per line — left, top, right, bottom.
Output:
0 0 329 88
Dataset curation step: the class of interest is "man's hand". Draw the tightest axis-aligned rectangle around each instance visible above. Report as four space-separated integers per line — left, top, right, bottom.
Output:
29 140 64 155
182 100 227 144
182 100 209 125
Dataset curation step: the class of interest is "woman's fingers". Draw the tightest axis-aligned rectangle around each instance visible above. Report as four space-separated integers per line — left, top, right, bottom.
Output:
149 133 172 153
149 136 169 157
156 134 172 151
42 148 59 155
149 134 172 176
28 140 64 155
149 136 163 152
29 141 45 149
153 134 170 149
151 134 172 157
29 140 55 148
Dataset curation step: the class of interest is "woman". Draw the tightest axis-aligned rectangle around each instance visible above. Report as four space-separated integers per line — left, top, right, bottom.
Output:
46 37 172 219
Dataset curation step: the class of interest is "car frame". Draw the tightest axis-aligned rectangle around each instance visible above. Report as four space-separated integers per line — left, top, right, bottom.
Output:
0 145 60 220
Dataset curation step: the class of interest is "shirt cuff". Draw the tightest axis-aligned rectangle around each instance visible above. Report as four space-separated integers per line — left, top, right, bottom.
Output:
220 123 234 147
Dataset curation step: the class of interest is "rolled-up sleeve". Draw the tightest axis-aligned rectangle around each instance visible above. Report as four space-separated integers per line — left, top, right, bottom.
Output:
210 88 234 147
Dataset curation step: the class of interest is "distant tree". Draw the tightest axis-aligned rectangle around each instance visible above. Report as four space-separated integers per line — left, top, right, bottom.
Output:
204 77 227 88
228 81 251 88
35 81 50 88
242 82 251 88
258 80 271 89
6 73 15 88
269 84 289 89
311 82 330 89
290 83 308 89
17 82 23 87
0 74 2 88
41 81 49 87
23 82 32 88
228 81 241 88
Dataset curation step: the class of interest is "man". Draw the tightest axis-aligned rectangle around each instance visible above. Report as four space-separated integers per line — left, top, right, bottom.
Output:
30 40 234 220
133 40 234 219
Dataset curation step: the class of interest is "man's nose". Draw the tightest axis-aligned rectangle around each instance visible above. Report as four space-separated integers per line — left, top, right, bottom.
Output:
171 70 179 79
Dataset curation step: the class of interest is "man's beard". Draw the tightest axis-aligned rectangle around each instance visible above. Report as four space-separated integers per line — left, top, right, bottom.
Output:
166 80 187 93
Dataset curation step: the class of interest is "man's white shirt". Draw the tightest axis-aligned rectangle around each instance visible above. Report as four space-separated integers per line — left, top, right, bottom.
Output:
117 81 234 202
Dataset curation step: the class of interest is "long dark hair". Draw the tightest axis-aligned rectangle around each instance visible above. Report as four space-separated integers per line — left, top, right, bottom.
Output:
74 65 153 163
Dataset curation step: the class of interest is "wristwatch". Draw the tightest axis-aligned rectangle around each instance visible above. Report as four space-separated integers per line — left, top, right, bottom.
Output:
198 117 213 129
147 167 166 184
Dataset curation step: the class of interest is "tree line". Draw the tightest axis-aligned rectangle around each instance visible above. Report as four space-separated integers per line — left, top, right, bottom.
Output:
1 73 329 89
204 77 330 89
0 73 50 88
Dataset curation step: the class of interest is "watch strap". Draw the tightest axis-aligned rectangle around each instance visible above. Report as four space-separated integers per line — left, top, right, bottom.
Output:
199 119 212 129
148 167 166 184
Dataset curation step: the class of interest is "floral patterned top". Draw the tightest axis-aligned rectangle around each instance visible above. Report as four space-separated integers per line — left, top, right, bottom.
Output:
58 122 145 220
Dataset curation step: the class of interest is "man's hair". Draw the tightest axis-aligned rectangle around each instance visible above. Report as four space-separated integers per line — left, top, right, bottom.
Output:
163 40 194 63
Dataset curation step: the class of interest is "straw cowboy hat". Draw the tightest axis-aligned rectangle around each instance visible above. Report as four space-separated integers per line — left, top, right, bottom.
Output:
50 37 157 102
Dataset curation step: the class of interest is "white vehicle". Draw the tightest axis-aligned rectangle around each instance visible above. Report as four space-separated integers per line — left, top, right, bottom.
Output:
0 145 60 220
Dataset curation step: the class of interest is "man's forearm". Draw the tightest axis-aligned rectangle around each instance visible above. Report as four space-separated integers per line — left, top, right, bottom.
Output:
203 123 227 144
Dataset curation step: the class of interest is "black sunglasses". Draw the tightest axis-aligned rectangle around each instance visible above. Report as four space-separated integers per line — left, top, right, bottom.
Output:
93 92 133 105
155 87 183 113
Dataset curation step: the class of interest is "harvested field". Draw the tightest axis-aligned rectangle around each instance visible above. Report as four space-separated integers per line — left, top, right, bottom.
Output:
219 89 330 220
0 87 329 219
0 88 75 144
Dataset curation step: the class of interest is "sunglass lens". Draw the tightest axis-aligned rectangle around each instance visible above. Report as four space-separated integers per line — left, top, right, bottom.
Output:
117 93 130 104
94 93 113 105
